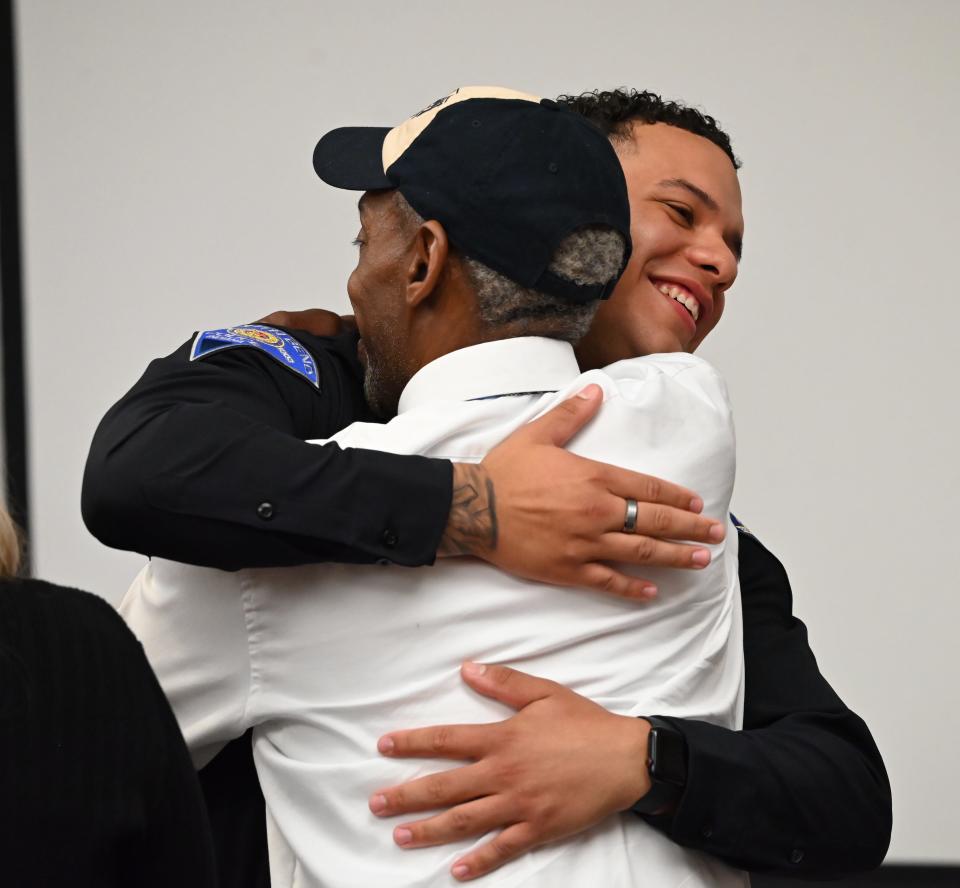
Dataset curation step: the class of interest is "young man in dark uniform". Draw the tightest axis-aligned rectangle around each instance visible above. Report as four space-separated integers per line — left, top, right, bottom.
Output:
82 89 891 883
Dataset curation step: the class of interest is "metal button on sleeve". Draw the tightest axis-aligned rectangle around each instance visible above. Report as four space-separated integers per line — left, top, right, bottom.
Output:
790 848 804 865
382 529 398 548
256 501 275 520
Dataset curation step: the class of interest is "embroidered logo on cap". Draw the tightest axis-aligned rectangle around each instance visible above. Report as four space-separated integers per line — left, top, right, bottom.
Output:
190 325 320 389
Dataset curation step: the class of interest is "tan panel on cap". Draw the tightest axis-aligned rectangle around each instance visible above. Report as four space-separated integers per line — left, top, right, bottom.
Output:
381 85 542 172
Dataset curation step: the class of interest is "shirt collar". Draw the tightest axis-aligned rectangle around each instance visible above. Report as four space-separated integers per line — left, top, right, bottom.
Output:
397 337 582 414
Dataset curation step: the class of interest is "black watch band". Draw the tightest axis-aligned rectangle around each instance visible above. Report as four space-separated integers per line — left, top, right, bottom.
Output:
631 717 688 815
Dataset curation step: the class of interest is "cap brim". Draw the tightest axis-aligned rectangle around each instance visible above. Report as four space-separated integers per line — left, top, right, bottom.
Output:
313 126 393 190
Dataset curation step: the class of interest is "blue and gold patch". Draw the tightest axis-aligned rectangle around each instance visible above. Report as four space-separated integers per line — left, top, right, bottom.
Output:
190 325 320 389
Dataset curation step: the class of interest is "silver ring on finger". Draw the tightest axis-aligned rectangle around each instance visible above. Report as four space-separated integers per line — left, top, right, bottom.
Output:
623 498 639 533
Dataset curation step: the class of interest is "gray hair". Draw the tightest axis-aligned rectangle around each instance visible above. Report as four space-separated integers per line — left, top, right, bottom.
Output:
394 193 625 343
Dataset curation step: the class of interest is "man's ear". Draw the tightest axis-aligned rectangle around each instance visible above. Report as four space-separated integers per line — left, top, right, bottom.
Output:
405 220 449 308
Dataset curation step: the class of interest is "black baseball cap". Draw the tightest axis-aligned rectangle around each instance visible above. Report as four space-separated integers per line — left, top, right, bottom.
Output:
313 86 631 303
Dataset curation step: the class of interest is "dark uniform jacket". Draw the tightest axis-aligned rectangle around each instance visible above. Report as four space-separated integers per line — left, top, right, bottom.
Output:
82 326 892 883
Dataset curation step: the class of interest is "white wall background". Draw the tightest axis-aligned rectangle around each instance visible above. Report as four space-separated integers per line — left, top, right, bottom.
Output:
14 0 960 865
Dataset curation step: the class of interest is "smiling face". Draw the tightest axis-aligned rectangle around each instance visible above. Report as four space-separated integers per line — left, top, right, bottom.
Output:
576 123 744 367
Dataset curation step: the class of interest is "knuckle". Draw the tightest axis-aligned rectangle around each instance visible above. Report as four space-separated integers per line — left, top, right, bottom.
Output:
583 497 607 524
490 759 520 786
561 539 585 567
633 537 657 563
514 824 538 848
584 464 606 485
601 572 622 595
491 833 523 860
556 399 579 419
426 775 448 803
645 477 663 502
450 808 473 835
652 506 671 534
513 785 539 816
490 665 513 687
431 727 452 754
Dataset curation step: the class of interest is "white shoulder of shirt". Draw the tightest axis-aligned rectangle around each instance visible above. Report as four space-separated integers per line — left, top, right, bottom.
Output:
579 353 732 411
603 351 720 379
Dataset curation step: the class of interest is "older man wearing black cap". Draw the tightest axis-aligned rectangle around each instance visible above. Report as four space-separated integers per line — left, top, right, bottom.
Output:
122 86 745 887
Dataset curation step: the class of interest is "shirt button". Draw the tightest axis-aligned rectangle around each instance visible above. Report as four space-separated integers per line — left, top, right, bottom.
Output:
700 824 713 839
256 502 274 520
382 529 398 548
790 848 804 864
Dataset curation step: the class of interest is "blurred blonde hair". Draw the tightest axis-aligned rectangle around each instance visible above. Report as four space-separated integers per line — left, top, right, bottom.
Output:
0 501 22 578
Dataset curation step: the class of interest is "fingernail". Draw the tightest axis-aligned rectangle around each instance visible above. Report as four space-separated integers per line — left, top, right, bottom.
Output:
452 863 470 878
642 584 658 599
575 384 599 400
462 661 486 677
709 522 725 541
692 548 711 567
378 735 395 754
394 827 413 846
369 794 387 814
689 496 704 513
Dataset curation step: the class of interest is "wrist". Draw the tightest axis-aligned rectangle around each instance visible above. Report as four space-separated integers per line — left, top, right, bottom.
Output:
438 463 498 559
615 715 653 811
631 717 688 816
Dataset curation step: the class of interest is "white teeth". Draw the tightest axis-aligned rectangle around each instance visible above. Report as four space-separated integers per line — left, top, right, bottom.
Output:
656 282 700 322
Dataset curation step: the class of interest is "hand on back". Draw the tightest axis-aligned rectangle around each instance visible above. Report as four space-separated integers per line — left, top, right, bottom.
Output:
443 384 724 599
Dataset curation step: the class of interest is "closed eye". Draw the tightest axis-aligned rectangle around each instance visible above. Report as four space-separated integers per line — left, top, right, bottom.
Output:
665 202 694 225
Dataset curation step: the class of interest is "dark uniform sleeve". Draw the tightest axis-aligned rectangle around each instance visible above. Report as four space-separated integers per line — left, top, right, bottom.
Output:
642 529 892 878
81 328 452 570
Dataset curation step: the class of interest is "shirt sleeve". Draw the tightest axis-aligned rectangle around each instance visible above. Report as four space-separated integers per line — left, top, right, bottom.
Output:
81 328 452 570
641 529 892 878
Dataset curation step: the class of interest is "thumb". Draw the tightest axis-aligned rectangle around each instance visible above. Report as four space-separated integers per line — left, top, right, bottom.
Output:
521 383 604 447
461 662 559 710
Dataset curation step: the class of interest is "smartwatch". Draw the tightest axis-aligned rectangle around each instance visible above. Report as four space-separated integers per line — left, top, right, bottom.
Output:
631 717 688 815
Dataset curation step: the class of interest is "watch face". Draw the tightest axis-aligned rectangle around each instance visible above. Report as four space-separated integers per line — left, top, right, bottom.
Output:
649 728 687 787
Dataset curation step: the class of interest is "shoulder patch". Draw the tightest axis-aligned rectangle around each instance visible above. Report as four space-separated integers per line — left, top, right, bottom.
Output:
730 513 754 537
190 325 320 389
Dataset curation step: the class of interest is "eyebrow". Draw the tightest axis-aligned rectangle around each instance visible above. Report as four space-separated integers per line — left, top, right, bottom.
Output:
658 177 743 261
658 178 718 211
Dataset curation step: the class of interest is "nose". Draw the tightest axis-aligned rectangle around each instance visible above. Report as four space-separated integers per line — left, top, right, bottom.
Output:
687 232 738 292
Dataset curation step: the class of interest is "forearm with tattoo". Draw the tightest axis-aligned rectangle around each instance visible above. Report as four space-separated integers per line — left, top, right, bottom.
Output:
438 463 499 557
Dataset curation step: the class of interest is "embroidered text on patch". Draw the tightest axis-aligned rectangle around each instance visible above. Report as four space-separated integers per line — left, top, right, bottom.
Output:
190 325 320 388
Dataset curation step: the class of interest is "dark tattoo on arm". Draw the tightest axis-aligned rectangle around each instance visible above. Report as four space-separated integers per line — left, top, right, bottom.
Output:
438 463 499 557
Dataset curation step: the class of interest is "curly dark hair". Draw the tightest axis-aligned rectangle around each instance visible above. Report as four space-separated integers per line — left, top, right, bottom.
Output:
556 88 740 169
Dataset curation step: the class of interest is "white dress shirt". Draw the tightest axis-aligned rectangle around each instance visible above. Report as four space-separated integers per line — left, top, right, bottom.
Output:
122 337 746 888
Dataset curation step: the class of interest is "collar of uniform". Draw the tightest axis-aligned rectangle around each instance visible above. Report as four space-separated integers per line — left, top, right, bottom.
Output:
397 336 581 415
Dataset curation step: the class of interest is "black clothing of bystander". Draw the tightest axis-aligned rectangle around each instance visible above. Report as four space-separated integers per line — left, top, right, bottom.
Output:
0 578 215 888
